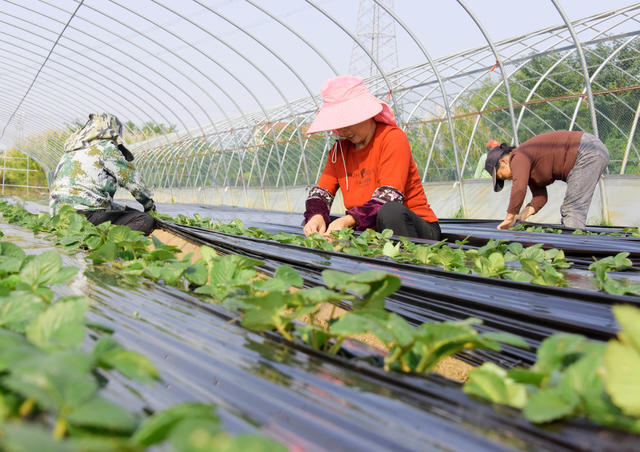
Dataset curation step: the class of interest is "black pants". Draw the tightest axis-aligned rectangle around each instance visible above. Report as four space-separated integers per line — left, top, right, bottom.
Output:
79 206 156 235
376 202 441 240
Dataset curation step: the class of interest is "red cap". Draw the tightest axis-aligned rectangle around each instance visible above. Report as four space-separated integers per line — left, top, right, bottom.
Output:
486 139 500 149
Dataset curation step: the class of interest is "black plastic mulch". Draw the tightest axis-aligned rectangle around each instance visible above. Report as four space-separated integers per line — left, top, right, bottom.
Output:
160 219 640 369
3 212 640 451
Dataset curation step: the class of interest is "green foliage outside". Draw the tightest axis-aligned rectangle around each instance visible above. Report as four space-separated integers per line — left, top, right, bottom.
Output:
0 149 48 201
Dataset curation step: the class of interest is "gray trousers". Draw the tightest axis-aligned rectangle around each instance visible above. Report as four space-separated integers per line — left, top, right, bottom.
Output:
561 133 609 229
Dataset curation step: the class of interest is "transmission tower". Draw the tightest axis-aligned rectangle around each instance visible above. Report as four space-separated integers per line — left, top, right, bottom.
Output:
348 0 398 78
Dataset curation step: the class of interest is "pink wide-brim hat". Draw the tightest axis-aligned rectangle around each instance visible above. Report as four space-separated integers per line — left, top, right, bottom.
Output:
307 75 397 134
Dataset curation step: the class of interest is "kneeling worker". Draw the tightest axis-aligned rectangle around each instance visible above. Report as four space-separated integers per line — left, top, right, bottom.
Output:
485 130 609 230
49 113 156 235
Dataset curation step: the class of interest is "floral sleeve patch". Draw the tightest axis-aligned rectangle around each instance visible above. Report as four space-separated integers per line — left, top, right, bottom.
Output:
308 186 334 210
371 185 404 203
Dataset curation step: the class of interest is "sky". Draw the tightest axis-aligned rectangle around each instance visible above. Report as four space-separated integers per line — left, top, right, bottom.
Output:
1 0 639 147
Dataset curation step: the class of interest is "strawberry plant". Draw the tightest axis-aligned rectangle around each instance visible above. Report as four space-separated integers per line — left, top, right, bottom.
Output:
463 305 640 433
589 253 640 295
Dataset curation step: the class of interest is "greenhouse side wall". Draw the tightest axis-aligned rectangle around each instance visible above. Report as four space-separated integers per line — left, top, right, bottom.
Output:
118 175 640 227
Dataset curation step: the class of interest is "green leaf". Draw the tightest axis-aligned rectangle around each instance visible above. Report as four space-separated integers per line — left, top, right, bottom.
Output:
48 266 79 286
331 311 389 341
0 393 10 422
560 345 605 399
603 340 640 416
167 418 226 452
273 265 303 288
0 274 22 295
148 248 178 262
297 286 346 304
523 386 579 423
382 241 401 258
25 298 88 350
533 334 588 375
66 436 140 452
241 293 290 332
331 310 413 347
160 262 189 286
0 294 45 332
0 256 23 275
96 344 160 383
199 245 218 264
18 250 61 287
321 270 367 294
132 403 219 446
0 423 74 452
183 263 208 286
353 270 402 309
0 329 41 371
107 225 139 244
0 242 25 259
519 258 540 276
4 364 97 413
464 363 527 409
480 332 529 349
89 242 117 264
602 279 640 295
68 396 138 433
613 305 640 353
507 368 546 385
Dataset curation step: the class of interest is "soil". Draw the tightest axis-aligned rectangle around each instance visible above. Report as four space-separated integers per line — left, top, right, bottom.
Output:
152 229 202 261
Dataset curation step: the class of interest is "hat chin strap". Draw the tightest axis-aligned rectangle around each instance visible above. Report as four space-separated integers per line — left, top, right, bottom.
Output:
331 140 349 192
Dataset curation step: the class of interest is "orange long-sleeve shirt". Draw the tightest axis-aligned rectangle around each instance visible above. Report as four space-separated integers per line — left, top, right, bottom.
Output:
317 123 437 223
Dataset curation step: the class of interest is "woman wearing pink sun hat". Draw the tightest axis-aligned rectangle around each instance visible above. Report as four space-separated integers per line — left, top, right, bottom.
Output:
303 75 440 240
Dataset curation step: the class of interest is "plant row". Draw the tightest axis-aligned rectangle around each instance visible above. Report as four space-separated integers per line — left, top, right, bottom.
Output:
512 223 640 237
162 213 640 295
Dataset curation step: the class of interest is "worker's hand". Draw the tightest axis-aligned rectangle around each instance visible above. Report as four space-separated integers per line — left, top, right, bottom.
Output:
516 205 535 222
324 215 356 237
497 214 516 230
303 214 327 237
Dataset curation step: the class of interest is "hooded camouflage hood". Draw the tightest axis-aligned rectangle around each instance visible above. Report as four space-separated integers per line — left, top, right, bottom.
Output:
64 113 134 161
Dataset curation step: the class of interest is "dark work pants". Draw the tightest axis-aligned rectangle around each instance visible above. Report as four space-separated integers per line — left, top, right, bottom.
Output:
376 202 441 240
79 206 156 235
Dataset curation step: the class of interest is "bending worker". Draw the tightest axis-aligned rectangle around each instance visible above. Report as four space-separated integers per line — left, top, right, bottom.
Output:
485 130 609 230
303 75 440 240
49 113 157 235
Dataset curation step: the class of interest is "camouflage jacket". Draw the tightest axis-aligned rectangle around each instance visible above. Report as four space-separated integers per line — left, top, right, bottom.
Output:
49 139 154 216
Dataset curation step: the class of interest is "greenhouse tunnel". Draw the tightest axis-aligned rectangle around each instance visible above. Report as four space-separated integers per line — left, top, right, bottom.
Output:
2 2 640 451
1 0 639 225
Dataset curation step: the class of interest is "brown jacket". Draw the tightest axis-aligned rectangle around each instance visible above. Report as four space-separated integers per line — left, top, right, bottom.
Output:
507 131 583 214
